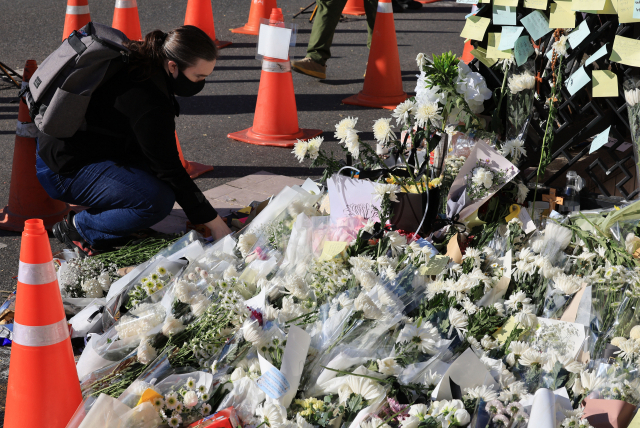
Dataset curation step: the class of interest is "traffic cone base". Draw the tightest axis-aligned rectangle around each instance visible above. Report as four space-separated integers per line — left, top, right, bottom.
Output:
343 0 366 15
230 24 260 35
0 205 70 232
231 0 278 35
342 91 408 110
228 127 322 148
417 0 441 3
216 39 233 49
185 161 214 178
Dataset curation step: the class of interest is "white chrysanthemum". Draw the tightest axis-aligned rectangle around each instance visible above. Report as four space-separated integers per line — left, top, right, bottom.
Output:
306 136 322 161
350 255 375 271
343 128 361 158
392 99 417 127
500 138 527 163
162 315 185 337
238 233 258 258
472 167 494 189
552 273 582 295
355 293 383 320
508 73 536 94
373 183 401 203
354 268 379 291
553 35 569 56
625 88 640 107
386 231 407 257
423 369 442 387
611 336 627 347
505 341 530 366
461 298 478 315
223 265 238 281
256 400 287 428
242 320 265 347
414 102 443 128
346 375 385 401
416 52 426 68
519 348 546 367
514 304 537 328
334 116 358 142
449 308 468 335
464 384 499 402
98 271 112 291
230 367 246 382
81 278 103 298
373 117 396 145
400 415 420 428
377 357 401 375
137 339 157 364
615 338 640 361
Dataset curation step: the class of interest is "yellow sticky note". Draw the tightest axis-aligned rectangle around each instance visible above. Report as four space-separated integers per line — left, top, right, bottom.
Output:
524 0 548 8
628 413 640 428
493 317 521 343
613 0 640 22
611 35 640 67
572 0 605 9
592 70 618 97
554 0 575 9
584 0 616 13
487 33 513 59
137 388 163 407
549 3 576 28
460 16 491 41
471 47 498 68
319 241 348 262
481 0 491 3
494 0 518 6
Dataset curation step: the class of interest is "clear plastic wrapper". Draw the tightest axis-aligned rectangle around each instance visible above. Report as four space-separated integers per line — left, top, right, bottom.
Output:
216 377 265 425
610 220 640 254
506 59 536 142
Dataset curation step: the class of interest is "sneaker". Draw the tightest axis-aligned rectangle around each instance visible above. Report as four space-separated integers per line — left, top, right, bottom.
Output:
291 57 327 79
52 211 99 257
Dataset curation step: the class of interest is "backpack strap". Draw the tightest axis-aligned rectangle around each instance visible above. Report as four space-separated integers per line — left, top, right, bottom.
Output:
67 31 88 55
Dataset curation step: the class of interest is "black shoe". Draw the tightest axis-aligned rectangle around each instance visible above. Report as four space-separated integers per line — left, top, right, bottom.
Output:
53 211 99 257
406 0 423 9
392 0 406 12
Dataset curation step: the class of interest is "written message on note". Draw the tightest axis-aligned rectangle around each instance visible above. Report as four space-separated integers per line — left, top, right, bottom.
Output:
566 66 590 96
515 36 534 66
592 70 618 97
614 0 640 22
521 10 553 40
493 5 517 24
610 35 640 67
549 3 576 27
524 0 548 8
572 0 605 9
460 16 491 41
567 20 589 48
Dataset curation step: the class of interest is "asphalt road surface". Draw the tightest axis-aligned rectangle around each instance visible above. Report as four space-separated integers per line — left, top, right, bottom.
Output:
0 0 467 417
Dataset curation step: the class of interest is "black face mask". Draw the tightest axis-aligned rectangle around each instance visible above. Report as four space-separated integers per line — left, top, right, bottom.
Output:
168 70 205 97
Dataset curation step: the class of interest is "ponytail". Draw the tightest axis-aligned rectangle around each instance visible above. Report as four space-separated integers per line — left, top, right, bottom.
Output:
123 26 218 78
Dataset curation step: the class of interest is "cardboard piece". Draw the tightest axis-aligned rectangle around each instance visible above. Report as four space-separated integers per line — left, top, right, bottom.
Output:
446 233 463 264
460 16 491 41
592 70 618 97
560 283 588 323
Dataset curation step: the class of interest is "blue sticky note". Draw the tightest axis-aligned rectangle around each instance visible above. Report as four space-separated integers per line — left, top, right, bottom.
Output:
567 20 590 49
635 0 640 18
521 10 553 41
465 5 486 18
499 26 525 50
590 126 611 154
515 36 535 66
585 43 608 66
565 66 591 96
493 5 517 25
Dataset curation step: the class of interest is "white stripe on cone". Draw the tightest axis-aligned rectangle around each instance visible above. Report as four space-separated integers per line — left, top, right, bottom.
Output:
13 319 69 347
17 261 57 285
66 5 90 14
377 2 393 13
115 0 137 8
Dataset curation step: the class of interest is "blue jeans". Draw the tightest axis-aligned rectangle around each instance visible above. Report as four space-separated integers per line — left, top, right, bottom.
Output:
35 147 175 246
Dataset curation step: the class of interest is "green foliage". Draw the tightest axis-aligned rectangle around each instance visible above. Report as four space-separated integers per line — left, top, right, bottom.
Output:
423 51 460 89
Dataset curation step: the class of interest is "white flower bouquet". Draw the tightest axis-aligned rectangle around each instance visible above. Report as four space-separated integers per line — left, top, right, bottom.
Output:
624 75 640 183
505 60 536 142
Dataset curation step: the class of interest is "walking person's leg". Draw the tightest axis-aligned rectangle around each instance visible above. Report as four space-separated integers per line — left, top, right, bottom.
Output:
292 0 349 79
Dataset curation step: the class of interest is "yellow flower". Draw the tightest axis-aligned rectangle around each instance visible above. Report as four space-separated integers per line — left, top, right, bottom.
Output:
615 206 621 210
386 177 396 184
301 409 313 417
429 177 442 189
313 402 325 411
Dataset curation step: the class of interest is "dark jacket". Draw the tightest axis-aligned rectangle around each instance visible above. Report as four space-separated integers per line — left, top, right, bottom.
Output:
38 65 217 224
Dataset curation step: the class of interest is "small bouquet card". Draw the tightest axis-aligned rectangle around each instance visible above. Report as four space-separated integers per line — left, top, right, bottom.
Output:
327 174 381 223
447 140 519 222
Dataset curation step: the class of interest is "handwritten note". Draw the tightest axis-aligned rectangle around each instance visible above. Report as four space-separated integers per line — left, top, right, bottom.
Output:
585 43 608 65
634 0 640 17
584 0 616 13
494 0 518 5
499 26 524 50
460 16 491 41
487 33 514 59
549 3 576 28
471 47 498 67
554 0 575 8
524 0 548 8
493 5 517 24
610 35 640 66
566 66 591 96
592 70 618 97
567 20 590 49
590 126 611 154
493 317 520 343
457 0 479 4
515 36 534 66
318 241 349 262
572 0 605 9
614 0 640 22
521 10 553 41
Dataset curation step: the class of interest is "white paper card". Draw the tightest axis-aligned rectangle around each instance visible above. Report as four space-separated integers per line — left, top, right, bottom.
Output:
518 206 537 233
257 353 290 399
279 325 311 407
532 318 586 359
327 175 381 223
434 348 498 400
258 24 292 60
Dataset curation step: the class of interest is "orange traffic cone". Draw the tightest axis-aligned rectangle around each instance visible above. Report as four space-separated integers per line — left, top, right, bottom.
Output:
461 39 474 64
175 131 214 179
343 0 366 16
342 0 407 109
4 219 82 428
0 61 69 232
185 0 232 49
231 0 278 35
228 8 322 147
62 0 91 41
112 0 142 41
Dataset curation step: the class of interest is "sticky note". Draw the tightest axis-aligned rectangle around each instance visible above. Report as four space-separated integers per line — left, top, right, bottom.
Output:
487 33 514 59
554 0 575 9
494 0 518 5
611 36 640 67
524 0 548 8
493 317 521 343
590 126 611 154
572 0 605 9
566 66 591 96
614 0 640 22
521 10 553 41
567 20 590 49
592 70 618 97
318 241 348 261
584 0 616 13
627 413 640 428
419 255 451 276
586 44 608 65
471 47 498 67
549 3 576 28
634 0 640 17
499 26 524 50
460 16 491 41
457 0 478 4
515 35 534 66
480 0 491 4
493 5 517 25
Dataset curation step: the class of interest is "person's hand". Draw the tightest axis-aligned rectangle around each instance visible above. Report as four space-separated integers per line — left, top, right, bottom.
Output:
205 216 232 241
